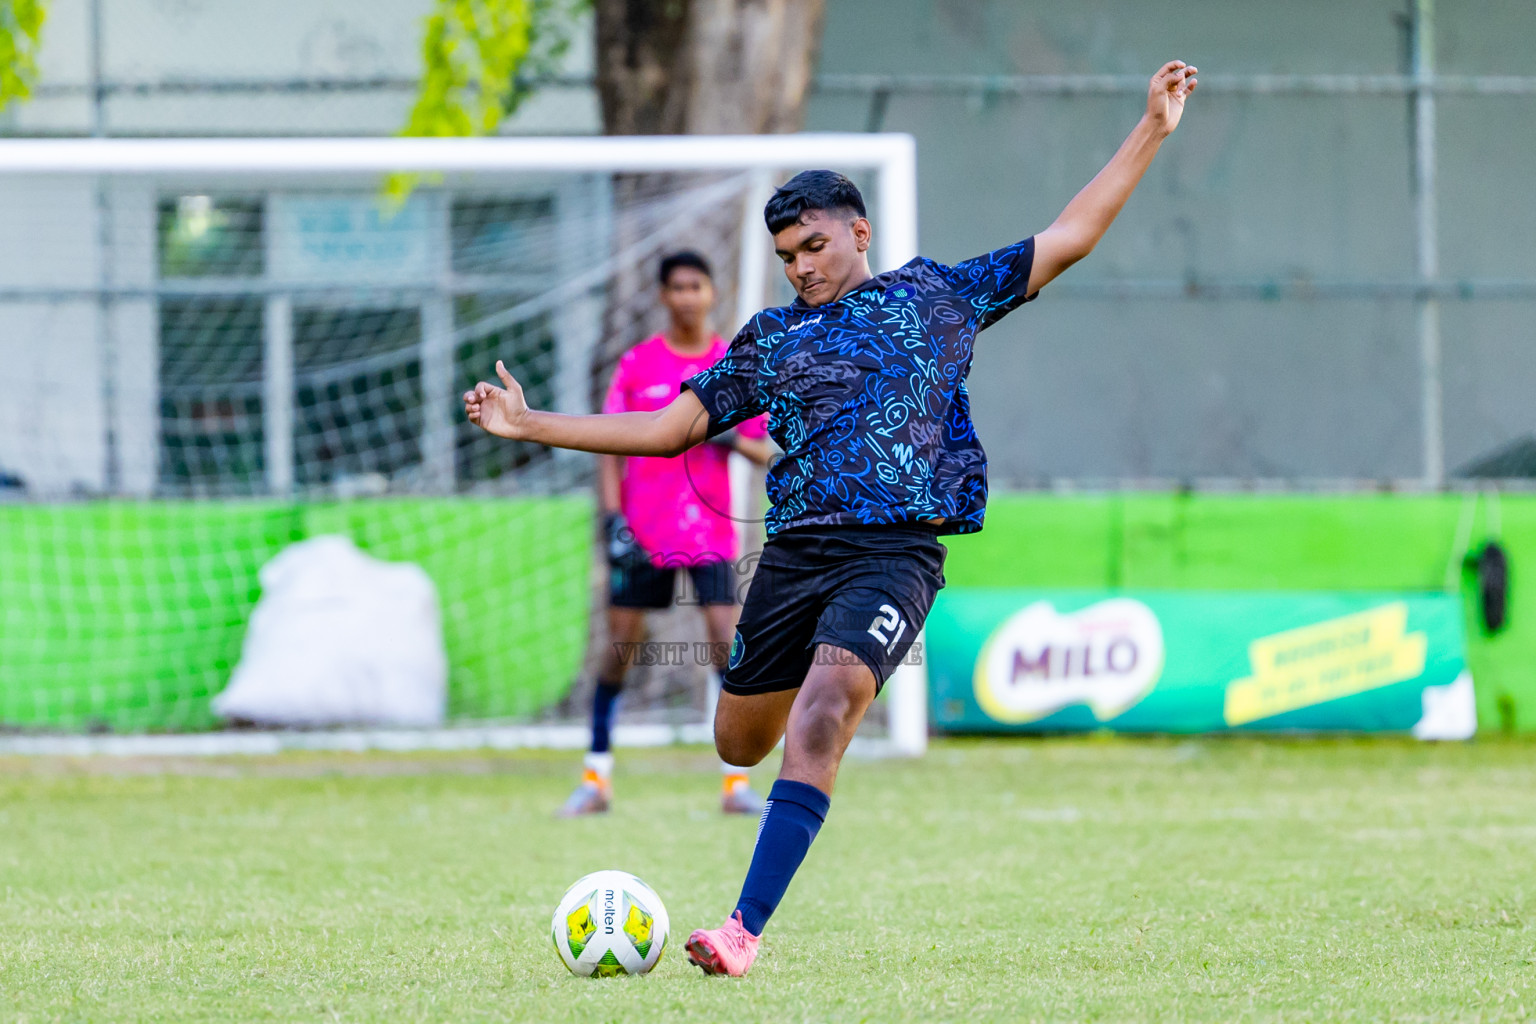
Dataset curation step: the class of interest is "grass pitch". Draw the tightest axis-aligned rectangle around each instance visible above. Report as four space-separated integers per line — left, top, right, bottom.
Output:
3 738 1536 1022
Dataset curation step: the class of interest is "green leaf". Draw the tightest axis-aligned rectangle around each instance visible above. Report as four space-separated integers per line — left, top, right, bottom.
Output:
400 0 585 140
389 0 586 199
0 0 49 112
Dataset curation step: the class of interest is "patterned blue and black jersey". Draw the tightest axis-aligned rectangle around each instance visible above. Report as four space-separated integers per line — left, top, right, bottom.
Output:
683 236 1036 537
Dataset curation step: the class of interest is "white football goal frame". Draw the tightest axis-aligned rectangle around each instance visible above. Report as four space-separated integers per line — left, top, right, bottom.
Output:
0 133 928 758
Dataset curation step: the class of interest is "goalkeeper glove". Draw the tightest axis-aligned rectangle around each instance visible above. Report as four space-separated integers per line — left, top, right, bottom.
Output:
603 511 645 565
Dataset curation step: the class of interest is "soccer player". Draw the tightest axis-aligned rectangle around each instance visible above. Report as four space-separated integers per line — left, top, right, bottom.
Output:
562 250 776 818
466 60 1197 975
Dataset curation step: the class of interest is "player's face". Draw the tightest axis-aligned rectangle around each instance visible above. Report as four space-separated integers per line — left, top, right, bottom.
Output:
773 210 873 307
660 266 715 330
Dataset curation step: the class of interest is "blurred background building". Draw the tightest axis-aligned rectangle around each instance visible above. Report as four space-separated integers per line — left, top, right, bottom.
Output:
2 1 1534 492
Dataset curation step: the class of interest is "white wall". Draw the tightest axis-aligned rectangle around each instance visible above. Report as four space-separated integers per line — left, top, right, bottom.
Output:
0 176 105 494
107 179 158 496
0 177 159 496
8 0 599 136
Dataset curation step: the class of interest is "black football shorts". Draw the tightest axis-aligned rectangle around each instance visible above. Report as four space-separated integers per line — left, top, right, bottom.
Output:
609 556 737 609
721 522 947 696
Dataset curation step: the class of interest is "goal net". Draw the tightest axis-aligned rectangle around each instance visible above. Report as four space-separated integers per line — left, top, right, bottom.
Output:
0 135 925 756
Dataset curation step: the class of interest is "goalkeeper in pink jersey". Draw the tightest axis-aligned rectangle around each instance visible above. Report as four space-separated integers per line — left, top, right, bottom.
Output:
561 251 775 818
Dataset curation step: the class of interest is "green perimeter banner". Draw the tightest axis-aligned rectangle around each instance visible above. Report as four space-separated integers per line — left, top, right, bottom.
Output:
927 591 1474 737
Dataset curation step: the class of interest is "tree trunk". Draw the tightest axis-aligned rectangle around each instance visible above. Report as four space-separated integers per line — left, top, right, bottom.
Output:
594 0 825 136
682 0 826 135
569 0 825 723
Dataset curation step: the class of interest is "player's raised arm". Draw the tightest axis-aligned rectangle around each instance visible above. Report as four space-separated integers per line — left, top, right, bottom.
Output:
463 359 711 457
1027 60 1198 295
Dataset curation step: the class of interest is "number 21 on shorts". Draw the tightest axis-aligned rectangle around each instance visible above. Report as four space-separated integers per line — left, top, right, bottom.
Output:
867 603 908 654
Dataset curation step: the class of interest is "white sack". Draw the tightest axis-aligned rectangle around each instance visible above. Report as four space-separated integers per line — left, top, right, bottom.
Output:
213 535 448 727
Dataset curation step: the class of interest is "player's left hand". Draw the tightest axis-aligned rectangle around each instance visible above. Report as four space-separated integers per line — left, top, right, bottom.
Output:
462 360 531 439
1147 60 1198 135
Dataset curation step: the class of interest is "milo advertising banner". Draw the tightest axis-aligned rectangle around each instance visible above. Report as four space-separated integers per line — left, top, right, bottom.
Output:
926 591 1474 737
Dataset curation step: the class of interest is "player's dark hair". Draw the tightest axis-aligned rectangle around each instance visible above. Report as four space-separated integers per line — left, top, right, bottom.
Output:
763 170 867 234
658 250 712 286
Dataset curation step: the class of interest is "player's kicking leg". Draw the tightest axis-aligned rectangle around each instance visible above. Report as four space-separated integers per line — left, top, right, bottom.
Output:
686 524 944 976
685 654 874 976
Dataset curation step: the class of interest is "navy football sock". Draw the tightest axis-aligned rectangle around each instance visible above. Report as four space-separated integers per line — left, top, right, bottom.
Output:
734 779 831 936
590 680 623 754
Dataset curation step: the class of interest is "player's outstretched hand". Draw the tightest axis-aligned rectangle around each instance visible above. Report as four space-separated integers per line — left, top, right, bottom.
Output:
1147 60 1198 135
463 360 531 440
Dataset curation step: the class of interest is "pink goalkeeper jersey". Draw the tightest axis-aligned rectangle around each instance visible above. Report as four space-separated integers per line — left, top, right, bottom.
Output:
603 334 768 566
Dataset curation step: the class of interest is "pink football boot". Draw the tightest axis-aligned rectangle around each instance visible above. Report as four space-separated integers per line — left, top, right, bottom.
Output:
685 911 761 977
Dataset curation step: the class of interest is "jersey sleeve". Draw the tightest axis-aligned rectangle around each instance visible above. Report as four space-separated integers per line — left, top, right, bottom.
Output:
937 235 1038 330
600 352 631 415
681 321 768 439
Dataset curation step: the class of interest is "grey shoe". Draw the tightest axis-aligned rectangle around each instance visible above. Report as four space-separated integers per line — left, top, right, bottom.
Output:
557 776 612 817
721 782 767 816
